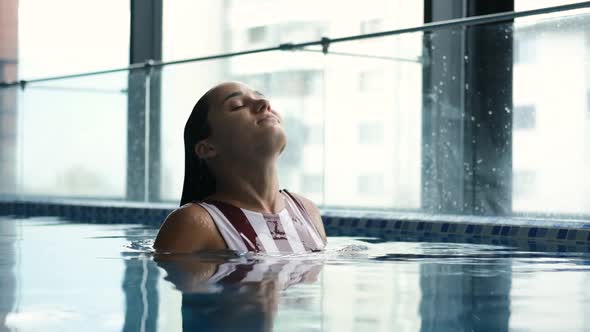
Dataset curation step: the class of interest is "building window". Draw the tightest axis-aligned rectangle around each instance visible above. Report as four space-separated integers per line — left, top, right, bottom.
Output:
303 71 322 96
514 104 536 130
514 36 536 64
358 123 384 145
360 19 383 34
247 26 267 43
303 174 323 193
270 71 306 95
304 125 323 145
235 73 271 93
513 170 536 199
358 70 384 93
357 174 384 195
280 22 326 43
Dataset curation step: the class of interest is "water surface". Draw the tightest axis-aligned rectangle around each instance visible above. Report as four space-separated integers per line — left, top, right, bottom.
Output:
1 216 589 331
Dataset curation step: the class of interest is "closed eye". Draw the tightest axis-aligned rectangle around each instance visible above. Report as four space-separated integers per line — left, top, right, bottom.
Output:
231 105 245 111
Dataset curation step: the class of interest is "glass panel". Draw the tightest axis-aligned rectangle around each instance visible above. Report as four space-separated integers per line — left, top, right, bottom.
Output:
419 10 590 217
0 0 19 196
19 72 129 198
319 32 423 209
0 86 20 195
516 0 586 12
163 0 423 61
2 2 588 218
18 0 129 78
512 12 590 215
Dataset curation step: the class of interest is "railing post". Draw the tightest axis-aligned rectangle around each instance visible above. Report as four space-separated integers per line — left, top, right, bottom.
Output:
126 0 162 202
422 0 514 216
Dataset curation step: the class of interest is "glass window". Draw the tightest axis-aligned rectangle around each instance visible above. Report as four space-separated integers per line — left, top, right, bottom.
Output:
357 174 384 195
359 70 384 93
514 37 537 64
302 174 323 193
512 11 590 215
18 0 129 78
514 104 536 130
513 170 536 199
20 73 128 198
358 123 384 145
247 26 268 44
360 19 384 34
163 0 423 61
304 125 324 145
516 0 586 11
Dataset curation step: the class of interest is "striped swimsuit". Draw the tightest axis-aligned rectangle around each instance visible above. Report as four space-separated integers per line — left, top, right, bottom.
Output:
197 190 325 254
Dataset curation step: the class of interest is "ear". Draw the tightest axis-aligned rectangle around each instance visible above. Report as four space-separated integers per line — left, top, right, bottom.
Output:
195 140 218 160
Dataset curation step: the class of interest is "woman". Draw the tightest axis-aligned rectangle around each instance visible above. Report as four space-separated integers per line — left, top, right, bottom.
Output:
154 81 327 254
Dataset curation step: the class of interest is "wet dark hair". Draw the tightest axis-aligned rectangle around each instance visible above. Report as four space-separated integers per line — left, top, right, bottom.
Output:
180 91 216 206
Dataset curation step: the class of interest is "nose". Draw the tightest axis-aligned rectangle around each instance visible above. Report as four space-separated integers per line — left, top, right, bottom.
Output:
254 98 271 113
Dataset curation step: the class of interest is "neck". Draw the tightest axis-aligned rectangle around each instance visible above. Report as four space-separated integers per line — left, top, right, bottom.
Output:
208 156 283 214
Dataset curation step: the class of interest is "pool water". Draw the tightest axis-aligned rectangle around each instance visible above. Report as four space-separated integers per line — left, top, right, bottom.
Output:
1 216 590 332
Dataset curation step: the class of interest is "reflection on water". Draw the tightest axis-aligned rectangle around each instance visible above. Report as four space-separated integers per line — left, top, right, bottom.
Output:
0 219 17 332
154 252 323 332
122 228 160 332
2 219 590 331
419 257 511 332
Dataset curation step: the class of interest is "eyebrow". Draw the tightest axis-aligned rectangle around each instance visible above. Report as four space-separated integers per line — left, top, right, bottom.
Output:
221 90 265 105
222 91 243 104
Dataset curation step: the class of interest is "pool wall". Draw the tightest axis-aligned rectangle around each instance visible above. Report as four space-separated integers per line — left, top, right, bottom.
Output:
1 200 589 249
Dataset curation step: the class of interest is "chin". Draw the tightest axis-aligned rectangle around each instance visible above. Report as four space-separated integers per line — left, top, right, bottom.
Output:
273 130 288 154
256 130 287 156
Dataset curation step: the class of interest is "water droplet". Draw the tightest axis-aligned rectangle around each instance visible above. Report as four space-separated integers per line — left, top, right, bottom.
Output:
492 167 497 172
477 159 483 164
471 116 476 121
451 75 456 81
464 55 469 61
442 55 447 60
504 107 511 113
439 81 444 86
465 83 469 90
488 110 493 115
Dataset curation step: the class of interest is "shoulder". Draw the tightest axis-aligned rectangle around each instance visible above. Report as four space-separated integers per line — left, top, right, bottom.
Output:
288 192 320 216
287 192 327 244
153 203 225 253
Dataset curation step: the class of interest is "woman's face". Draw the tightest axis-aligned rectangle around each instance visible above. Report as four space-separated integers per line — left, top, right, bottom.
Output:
200 82 286 160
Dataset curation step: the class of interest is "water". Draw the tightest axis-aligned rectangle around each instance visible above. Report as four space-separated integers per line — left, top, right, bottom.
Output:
1 216 590 332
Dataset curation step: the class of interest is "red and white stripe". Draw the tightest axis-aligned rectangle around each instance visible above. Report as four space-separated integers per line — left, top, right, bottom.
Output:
197 191 324 253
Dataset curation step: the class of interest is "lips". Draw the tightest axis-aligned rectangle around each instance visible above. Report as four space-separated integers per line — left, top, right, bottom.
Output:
257 115 279 124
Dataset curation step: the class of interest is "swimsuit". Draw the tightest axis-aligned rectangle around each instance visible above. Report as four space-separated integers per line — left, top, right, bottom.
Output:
197 189 325 254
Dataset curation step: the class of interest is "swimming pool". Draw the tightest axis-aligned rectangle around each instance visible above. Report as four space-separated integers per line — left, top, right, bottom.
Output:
1 215 589 332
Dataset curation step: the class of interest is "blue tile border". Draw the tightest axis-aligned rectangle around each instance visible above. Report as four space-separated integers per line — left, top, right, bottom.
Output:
0 201 170 226
1 200 590 246
321 215 590 246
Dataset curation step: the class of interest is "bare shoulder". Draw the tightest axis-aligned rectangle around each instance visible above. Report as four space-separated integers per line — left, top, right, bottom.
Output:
153 203 226 253
288 192 327 243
